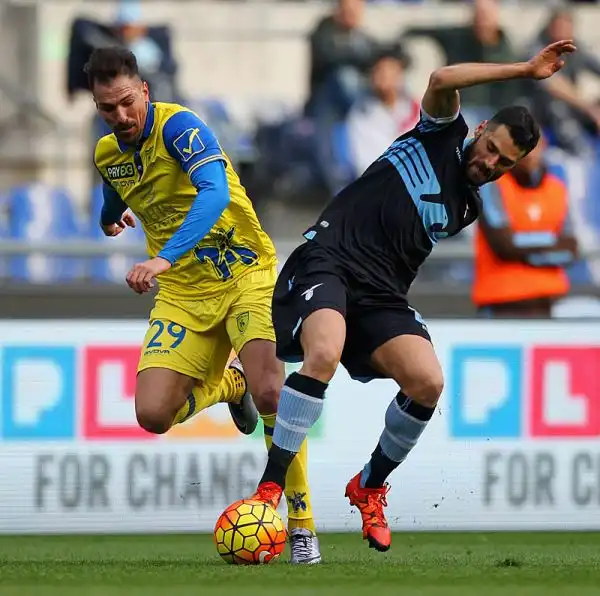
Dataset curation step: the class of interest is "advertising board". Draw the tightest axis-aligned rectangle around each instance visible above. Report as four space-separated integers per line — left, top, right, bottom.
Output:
0 320 599 533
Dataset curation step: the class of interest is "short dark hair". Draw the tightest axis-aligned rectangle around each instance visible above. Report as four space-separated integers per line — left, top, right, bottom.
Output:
84 46 140 90
488 105 540 156
371 42 411 70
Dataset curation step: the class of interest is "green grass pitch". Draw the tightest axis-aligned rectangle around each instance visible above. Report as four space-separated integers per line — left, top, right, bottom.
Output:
0 532 599 595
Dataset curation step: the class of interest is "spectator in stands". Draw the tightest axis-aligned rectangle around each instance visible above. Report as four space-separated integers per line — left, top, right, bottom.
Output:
346 46 419 177
113 1 179 104
306 0 380 122
304 0 381 195
67 0 180 141
401 0 523 119
472 133 579 318
524 6 600 156
67 0 180 186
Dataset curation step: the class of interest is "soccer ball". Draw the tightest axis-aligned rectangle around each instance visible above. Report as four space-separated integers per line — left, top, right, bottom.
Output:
214 499 286 565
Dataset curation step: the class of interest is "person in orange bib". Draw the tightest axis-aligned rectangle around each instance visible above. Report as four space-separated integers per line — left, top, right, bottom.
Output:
473 134 579 317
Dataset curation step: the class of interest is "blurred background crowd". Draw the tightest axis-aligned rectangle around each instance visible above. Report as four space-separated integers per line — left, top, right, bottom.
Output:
1 0 600 317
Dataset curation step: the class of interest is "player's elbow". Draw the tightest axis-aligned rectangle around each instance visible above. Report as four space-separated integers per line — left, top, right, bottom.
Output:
211 191 230 222
427 68 447 92
218 190 231 212
195 179 231 213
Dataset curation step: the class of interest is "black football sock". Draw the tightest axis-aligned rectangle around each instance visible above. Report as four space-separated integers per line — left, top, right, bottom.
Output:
260 444 297 490
259 372 328 490
362 443 398 489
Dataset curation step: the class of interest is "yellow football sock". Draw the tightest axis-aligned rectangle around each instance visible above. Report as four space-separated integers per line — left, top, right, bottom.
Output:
261 413 316 534
172 367 247 426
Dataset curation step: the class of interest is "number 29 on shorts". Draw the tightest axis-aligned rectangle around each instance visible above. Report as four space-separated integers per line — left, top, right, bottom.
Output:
146 321 187 349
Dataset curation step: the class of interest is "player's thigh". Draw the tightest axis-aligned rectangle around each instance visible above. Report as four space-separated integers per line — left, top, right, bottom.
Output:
276 279 347 382
227 267 278 354
137 318 230 420
365 308 444 407
271 245 348 380
226 267 283 411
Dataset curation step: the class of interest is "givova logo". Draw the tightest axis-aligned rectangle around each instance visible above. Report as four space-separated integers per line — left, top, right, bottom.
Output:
106 163 135 180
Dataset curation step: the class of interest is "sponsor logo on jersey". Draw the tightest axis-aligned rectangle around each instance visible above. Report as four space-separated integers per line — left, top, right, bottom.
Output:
106 163 136 180
173 127 205 162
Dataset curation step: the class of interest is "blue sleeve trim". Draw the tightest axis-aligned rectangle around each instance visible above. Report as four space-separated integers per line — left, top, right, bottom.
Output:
480 182 509 228
416 106 459 133
162 110 225 175
100 183 128 225
157 160 230 264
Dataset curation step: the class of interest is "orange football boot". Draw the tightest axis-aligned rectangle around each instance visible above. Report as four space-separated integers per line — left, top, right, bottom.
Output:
345 472 391 552
250 481 283 509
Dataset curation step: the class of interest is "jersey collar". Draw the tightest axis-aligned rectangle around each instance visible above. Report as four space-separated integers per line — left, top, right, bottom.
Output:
117 101 155 153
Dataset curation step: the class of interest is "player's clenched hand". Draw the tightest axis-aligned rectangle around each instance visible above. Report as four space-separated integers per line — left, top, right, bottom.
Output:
528 40 577 80
102 211 136 237
126 257 171 294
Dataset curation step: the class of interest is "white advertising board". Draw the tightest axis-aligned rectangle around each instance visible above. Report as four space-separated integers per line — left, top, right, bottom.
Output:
0 320 599 533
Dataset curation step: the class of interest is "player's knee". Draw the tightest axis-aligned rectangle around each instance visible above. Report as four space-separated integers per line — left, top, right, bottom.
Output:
404 372 444 409
301 342 341 383
135 401 173 435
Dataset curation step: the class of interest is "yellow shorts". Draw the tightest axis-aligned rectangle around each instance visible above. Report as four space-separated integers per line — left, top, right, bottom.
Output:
137 266 277 391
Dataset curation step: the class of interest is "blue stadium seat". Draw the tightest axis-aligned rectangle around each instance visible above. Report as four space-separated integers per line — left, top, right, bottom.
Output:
546 152 598 286
0 191 9 280
89 183 146 283
7 184 85 283
192 98 230 123
547 160 568 185
331 121 356 190
570 151 600 285
188 97 256 164
567 260 594 285
584 145 600 236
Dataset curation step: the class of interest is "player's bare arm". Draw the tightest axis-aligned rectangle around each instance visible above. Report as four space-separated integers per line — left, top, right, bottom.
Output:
422 39 577 119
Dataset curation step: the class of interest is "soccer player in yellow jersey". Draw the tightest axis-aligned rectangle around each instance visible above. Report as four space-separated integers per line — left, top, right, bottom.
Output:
87 47 320 564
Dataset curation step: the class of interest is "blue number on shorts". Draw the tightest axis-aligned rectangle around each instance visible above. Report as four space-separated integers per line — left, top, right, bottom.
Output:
147 321 164 348
167 323 186 348
147 321 187 348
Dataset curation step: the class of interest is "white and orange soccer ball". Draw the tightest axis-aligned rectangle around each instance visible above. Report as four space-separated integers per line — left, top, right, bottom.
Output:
214 499 286 565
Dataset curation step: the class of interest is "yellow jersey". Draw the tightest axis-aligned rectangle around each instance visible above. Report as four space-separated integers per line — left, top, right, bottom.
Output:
94 101 276 299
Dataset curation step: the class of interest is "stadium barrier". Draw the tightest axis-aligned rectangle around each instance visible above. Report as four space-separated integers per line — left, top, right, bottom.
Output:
0 319 599 534
0 239 599 261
